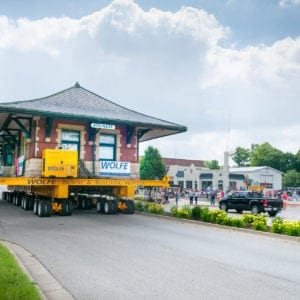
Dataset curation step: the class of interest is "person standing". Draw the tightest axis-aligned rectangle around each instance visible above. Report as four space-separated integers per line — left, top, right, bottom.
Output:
175 190 179 206
189 189 194 205
292 190 297 207
194 190 199 205
210 192 216 206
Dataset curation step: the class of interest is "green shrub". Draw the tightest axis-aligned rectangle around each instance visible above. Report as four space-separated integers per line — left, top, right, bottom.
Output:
170 206 179 217
191 206 202 220
282 221 300 236
145 203 164 215
134 200 145 212
134 196 144 201
200 207 210 222
177 205 192 219
271 217 284 234
242 214 255 224
215 211 229 225
252 214 267 231
230 218 246 228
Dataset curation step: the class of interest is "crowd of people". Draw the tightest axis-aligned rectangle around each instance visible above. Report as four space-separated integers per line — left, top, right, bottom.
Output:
143 187 299 207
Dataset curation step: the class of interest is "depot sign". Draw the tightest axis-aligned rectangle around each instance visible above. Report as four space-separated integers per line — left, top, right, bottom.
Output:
100 160 131 177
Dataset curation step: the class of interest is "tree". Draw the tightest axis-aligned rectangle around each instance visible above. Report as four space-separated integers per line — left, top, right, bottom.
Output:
282 170 300 187
250 142 283 171
295 150 300 172
140 146 166 180
204 160 220 170
232 147 251 166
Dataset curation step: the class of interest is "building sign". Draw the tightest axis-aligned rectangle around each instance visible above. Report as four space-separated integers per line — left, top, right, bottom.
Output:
15 155 25 176
91 123 115 130
100 161 130 177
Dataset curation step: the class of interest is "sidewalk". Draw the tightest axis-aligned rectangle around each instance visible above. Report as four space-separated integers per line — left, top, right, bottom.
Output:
162 197 217 212
161 197 300 213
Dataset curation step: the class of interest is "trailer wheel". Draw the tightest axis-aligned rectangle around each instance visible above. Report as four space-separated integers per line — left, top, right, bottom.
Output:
33 200 39 215
23 196 30 210
111 200 118 214
60 200 73 216
104 200 113 214
80 196 88 209
7 192 13 203
38 201 51 217
38 201 47 217
97 198 106 213
120 199 135 214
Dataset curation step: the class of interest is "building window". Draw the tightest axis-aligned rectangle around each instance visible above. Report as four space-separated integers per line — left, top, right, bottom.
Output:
186 181 193 189
99 134 116 161
61 130 80 151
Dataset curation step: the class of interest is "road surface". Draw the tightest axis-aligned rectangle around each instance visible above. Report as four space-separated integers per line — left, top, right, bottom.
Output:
1 199 300 299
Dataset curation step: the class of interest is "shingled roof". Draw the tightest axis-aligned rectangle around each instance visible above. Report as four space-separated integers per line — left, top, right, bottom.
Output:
0 83 187 142
163 157 204 168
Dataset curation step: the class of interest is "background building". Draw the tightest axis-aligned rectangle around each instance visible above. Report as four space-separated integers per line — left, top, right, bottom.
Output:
163 158 282 191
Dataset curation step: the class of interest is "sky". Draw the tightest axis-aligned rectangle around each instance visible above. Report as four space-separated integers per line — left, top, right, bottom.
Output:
0 0 300 165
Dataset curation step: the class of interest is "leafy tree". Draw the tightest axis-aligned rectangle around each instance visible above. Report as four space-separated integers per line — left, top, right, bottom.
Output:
204 160 220 170
250 142 283 170
232 147 251 166
140 146 166 180
282 170 300 187
295 150 300 172
280 152 296 173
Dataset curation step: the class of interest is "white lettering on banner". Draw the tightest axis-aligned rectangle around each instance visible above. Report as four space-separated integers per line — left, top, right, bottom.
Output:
91 123 115 130
100 161 131 177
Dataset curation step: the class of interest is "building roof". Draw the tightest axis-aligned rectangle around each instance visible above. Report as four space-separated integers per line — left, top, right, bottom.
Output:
163 157 204 168
0 83 187 143
230 166 283 174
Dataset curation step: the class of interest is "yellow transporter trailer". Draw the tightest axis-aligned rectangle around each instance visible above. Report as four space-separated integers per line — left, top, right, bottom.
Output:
0 176 169 217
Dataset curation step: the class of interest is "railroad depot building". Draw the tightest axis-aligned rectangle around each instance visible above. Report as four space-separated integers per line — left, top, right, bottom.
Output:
0 83 187 179
163 158 283 191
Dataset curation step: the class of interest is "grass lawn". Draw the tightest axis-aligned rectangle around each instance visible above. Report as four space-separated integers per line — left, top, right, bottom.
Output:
0 243 42 300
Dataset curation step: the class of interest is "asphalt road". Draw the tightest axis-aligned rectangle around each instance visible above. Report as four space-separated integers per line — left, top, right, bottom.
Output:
1 199 300 300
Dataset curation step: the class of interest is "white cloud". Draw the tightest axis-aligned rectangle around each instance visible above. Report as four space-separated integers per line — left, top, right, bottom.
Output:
279 0 300 7
0 0 299 164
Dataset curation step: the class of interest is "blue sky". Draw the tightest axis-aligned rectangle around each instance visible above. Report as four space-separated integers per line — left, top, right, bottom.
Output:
0 0 299 164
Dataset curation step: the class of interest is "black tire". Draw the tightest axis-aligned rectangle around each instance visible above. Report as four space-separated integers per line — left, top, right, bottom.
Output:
268 211 277 217
103 200 113 215
38 201 47 217
23 196 30 210
220 203 228 212
7 192 13 203
111 200 118 214
16 193 22 206
71 196 80 209
236 209 243 213
38 200 51 217
28 196 34 210
80 196 88 209
97 198 106 213
121 199 135 214
13 193 17 205
60 200 73 216
251 205 259 215
33 200 39 215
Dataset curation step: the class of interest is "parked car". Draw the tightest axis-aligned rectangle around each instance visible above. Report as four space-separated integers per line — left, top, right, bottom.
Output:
219 190 283 217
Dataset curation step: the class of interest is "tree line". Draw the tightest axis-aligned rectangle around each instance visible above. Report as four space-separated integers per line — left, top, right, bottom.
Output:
141 143 300 188
231 142 300 187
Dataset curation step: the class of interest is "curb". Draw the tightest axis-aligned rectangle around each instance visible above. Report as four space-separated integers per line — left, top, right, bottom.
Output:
135 211 300 242
0 240 74 300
